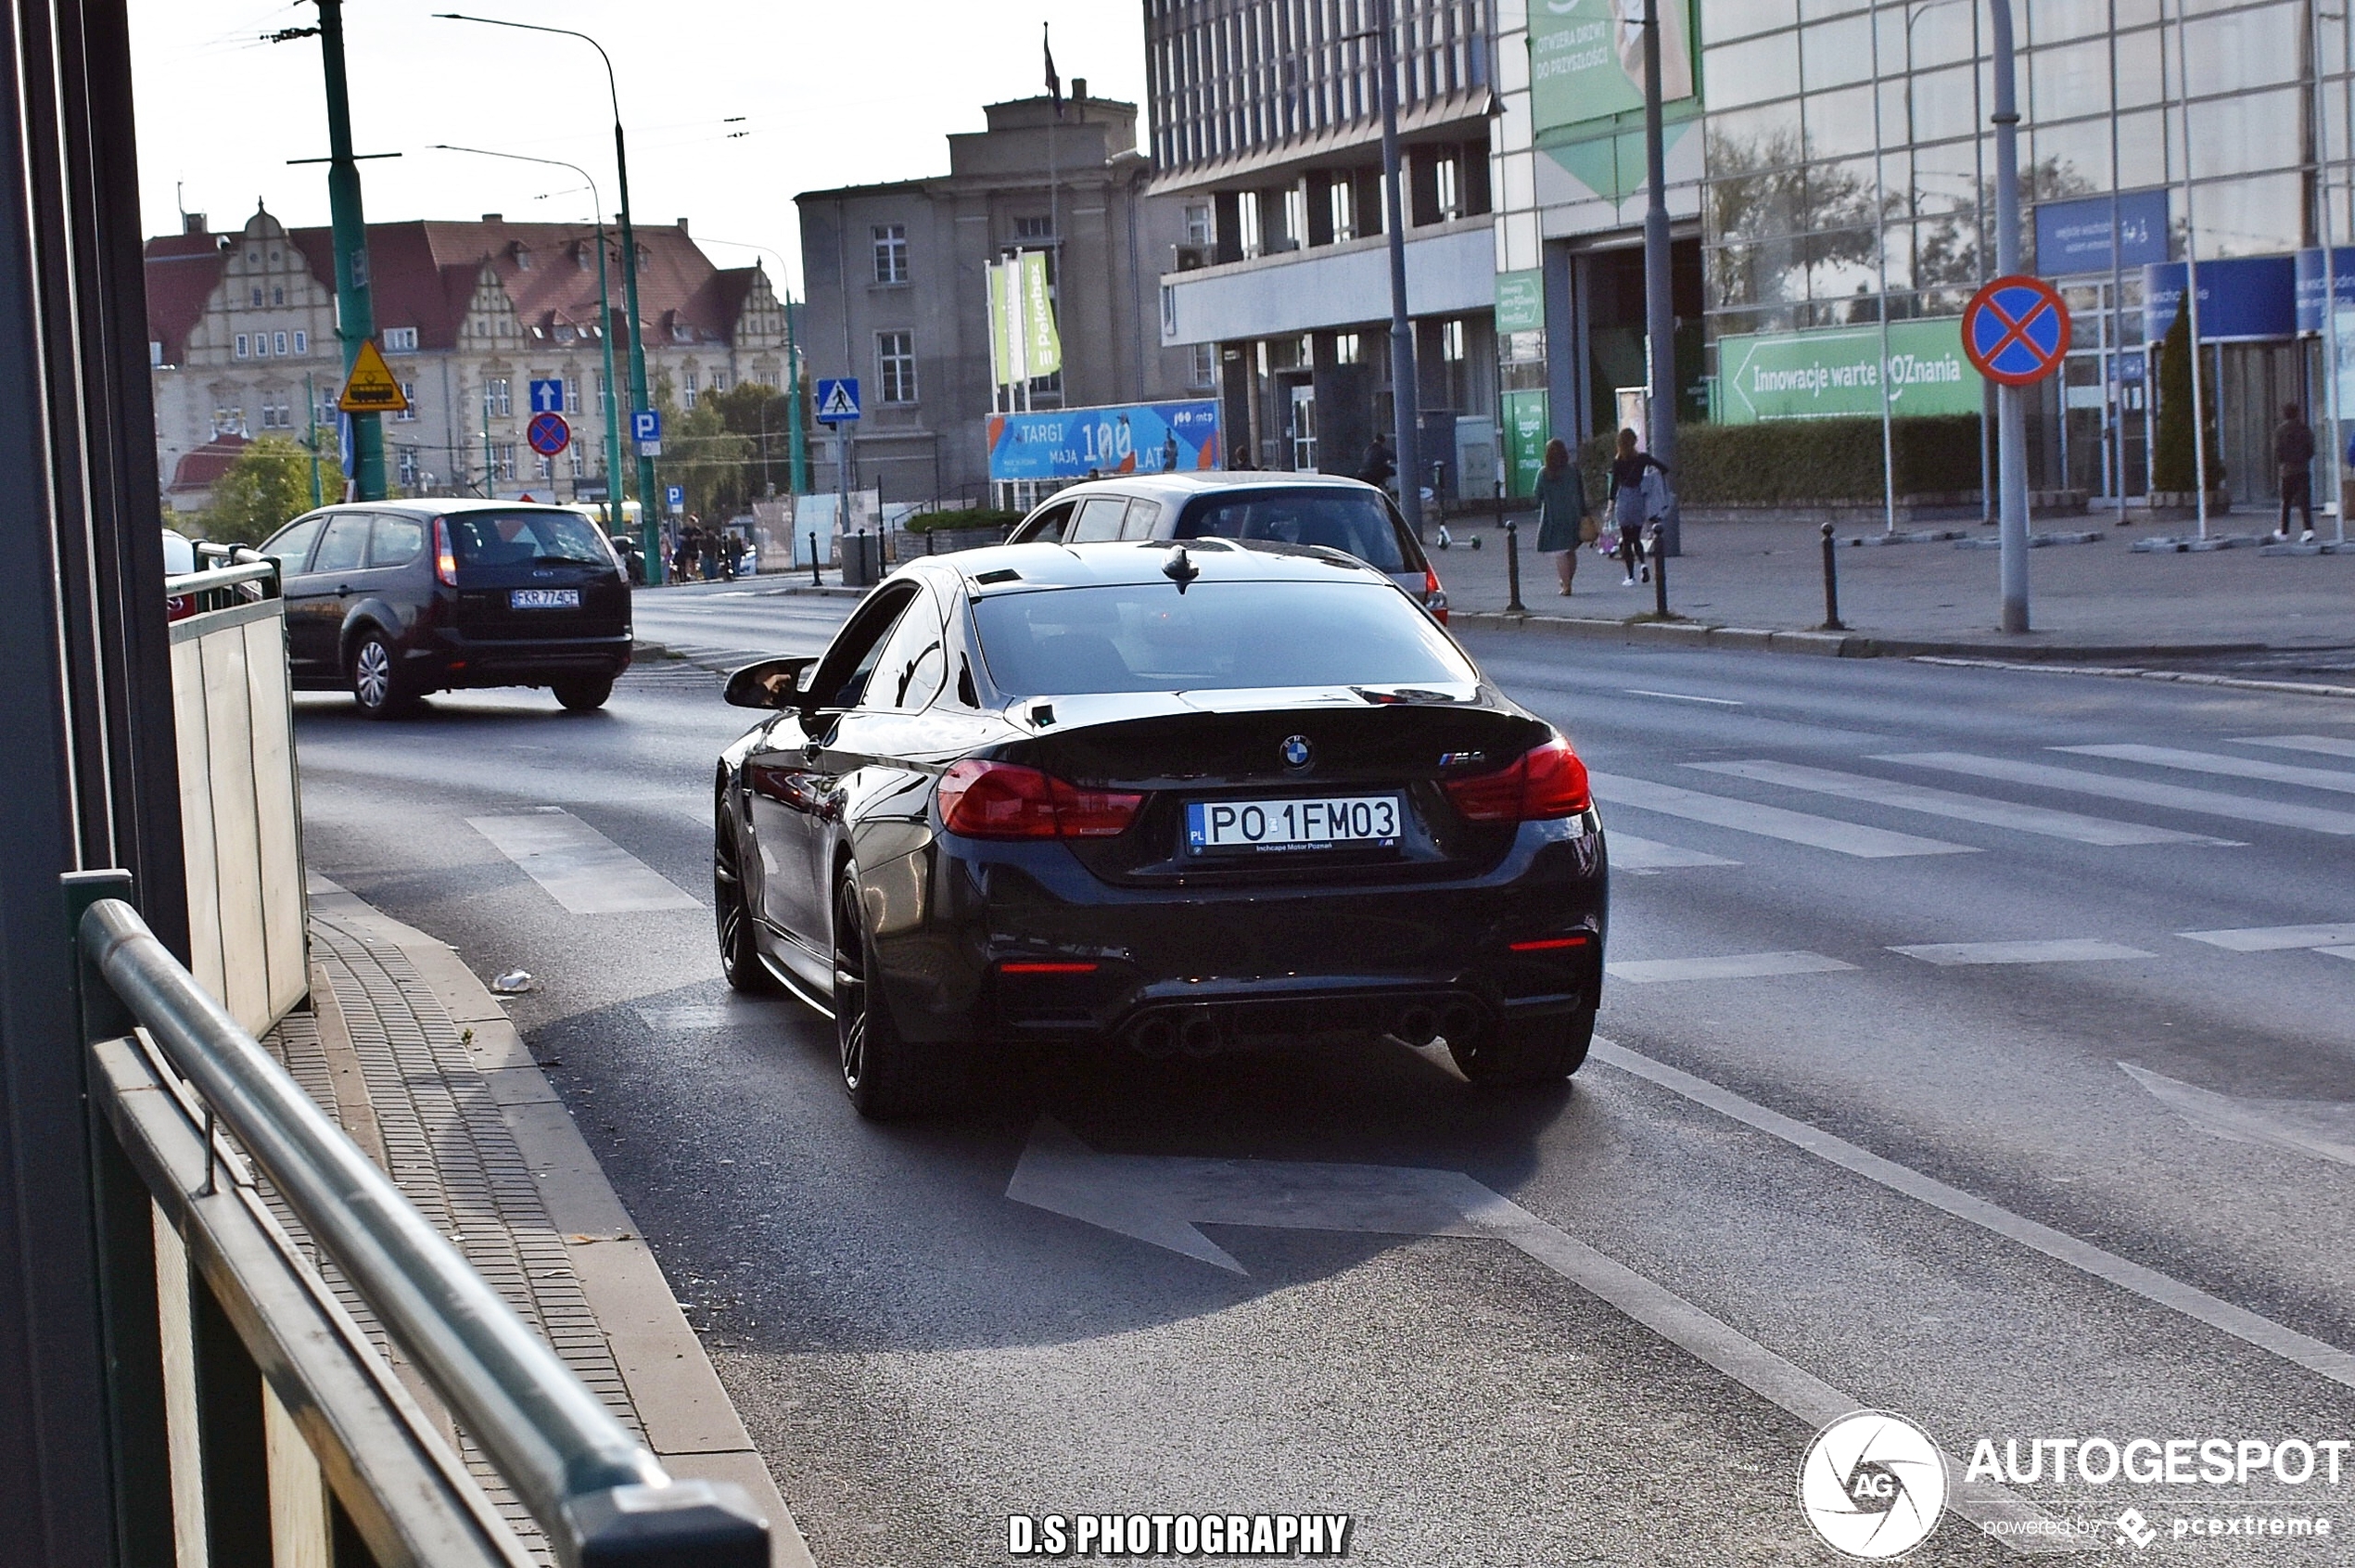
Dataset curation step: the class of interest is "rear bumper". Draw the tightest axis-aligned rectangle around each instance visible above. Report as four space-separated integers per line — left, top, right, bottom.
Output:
409 629 632 688
866 815 1607 1048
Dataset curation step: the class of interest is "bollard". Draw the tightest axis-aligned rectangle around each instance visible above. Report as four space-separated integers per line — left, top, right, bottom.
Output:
1651 529 1669 618
808 531 821 588
1505 517 1525 614
1819 520 1847 630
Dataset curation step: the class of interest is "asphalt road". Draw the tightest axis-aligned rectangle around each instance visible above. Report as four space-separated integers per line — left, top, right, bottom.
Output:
292 580 2355 1565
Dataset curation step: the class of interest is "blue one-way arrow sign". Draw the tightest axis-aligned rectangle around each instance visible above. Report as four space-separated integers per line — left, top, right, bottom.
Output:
529 377 565 414
815 377 860 424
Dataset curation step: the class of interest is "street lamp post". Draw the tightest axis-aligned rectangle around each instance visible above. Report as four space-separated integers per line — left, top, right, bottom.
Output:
1640 0 1681 555
698 237 809 495
1373 0 1423 535
318 0 385 501
432 146 626 539
1988 0 2031 631
437 14 662 581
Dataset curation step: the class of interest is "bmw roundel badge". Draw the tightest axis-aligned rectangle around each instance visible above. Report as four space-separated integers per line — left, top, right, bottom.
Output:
1280 734 1313 770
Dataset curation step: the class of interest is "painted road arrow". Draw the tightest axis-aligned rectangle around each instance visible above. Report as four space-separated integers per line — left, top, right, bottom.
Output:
1005 1117 2073 1552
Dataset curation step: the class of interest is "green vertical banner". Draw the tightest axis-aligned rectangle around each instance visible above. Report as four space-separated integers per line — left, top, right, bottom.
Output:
1528 0 1694 134
1021 250 1062 379
1502 389 1550 498
1495 270 1545 335
988 261 1020 387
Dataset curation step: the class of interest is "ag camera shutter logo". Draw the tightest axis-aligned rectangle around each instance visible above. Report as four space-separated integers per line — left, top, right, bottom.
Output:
1799 1409 1949 1559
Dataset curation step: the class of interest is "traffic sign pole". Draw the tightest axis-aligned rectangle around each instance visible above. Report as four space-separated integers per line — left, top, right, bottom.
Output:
316 0 384 502
1987 0 2030 633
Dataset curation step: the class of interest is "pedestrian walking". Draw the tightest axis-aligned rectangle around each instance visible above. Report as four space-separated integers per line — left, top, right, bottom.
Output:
669 525 694 583
1163 430 1179 473
1532 438 1591 595
1356 432 1395 491
2276 402 2317 542
696 516 722 581
1608 427 1668 585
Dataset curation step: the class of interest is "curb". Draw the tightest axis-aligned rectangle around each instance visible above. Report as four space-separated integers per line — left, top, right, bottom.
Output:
307 882 817 1568
1910 656 2355 702
1446 609 2301 665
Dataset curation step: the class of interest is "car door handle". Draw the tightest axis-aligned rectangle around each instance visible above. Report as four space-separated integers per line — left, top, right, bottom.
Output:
337 584 353 596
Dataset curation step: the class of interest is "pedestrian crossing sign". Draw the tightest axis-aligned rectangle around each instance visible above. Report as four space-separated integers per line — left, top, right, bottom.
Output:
815 377 860 425
337 339 410 414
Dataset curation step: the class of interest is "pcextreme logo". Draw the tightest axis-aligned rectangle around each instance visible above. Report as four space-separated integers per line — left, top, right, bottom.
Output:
1799 1410 1950 1559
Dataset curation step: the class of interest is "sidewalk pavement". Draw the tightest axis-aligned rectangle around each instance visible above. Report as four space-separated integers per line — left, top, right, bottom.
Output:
1426 510 2355 660
269 878 813 1568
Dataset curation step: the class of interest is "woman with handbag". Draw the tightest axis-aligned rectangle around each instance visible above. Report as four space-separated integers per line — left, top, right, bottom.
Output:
1608 427 1669 586
1532 438 1591 595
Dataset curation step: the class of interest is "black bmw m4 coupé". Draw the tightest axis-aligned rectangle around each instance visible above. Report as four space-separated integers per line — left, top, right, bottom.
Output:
713 540 1609 1117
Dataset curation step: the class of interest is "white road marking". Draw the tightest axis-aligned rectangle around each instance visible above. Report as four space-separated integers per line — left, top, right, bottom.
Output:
634 1004 738 1031
1890 939 2156 966
2236 733 2355 759
1005 1118 2067 1551
467 808 701 915
2176 923 2355 951
1606 832 1741 872
1879 752 2355 835
2119 1064 2355 1167
2057 743 2355 797
1586 771 1976 858
2324 946 2355 962
1623 688 1744 707
1591 1040 2355 1395
1687 759 2238 847
1608 950 1857 983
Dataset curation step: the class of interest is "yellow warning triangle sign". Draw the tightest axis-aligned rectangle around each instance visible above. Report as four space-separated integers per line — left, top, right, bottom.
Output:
337 338 410 414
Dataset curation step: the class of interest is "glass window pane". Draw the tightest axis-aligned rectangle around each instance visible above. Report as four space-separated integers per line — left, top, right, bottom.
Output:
1804 87 1878 161
2027 0 2107 45
2116 107 2170 191
311 516 371 574
1898 63 1983 147
368 516 425 567
1808 156 1883 232
2030 38 2111 121
2185 2 2300 96
1880 3 1975 75
1912 137 1985 215
1707 32 1801 108
2187 87 2302 180
1800 0 1867 19
2030 118 2112 197
2188 171 2302 258
1801 14 1873 92
1700 0 1793 45
1709 100 1805 175
2114 27 2165 109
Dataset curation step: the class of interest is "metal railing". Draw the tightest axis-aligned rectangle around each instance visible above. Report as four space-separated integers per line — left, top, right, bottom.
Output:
72 881 769 1567
168 542 282 616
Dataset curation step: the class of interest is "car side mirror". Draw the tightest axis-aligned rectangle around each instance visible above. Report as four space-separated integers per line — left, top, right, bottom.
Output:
724 655 817 710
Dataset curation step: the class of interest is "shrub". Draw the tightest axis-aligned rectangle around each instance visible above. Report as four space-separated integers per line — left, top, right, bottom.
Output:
2150 309 2224 492
1580 414 1987 506
902 506 1022 533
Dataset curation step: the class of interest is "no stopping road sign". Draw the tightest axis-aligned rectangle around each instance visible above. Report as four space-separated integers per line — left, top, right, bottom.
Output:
1962 275 2071 387
526 411 571 457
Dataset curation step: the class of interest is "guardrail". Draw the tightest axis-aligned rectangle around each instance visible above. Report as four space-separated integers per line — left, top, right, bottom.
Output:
70 877 769 1567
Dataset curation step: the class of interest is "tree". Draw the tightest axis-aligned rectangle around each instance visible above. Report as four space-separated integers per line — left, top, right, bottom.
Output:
201 436 337 544
2151 307 2223 494
707 381 796 502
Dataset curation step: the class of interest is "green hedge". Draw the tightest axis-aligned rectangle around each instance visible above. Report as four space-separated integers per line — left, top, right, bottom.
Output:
1581 414 1985 506
902 505 1022 534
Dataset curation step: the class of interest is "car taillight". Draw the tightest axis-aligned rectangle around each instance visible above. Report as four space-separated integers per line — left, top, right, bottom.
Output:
433 517 458 586
1423 566 1448 624
938 759 1143 840
1443 737 1591 822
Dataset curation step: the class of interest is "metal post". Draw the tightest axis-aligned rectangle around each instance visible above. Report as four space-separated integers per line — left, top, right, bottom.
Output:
2312 0 2344 544
2170 0 2211 539
1641 0 1682 556
786 290 808 494
1505 518 1526 613
1375 0 1423 536
1651 529 1670 617
305 371 324 508
1871 0 1897 535
808 534 821 588
2109 0 2130 525
1820 521 1848 629
316 0 384 501
1989 0 2031 631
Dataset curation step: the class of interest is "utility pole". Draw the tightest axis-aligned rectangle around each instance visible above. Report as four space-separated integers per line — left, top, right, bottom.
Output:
316 0 384 500
305 371 323 507
1374 0 1422 535
1640 0 1681 555
1989 0 2031 631
786 293 808 494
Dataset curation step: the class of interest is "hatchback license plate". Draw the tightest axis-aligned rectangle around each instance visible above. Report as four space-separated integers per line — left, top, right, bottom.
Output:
1185 795 1401 854
510 588 580 609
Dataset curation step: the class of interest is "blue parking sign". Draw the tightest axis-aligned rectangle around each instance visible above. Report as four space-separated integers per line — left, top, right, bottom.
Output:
631 408 662 443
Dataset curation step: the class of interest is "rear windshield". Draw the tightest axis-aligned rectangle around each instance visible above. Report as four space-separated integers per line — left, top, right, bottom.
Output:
973 580 1472 697
1173 490 1408 572
444 509 615 568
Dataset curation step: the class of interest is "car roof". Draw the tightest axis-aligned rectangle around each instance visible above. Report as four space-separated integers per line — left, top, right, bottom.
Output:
1030 471 1385 508
922 539 1398 597
300 497 583 517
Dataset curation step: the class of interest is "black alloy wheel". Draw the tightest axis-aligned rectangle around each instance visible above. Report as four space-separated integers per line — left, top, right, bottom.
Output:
1448 1004 1595 1087
349 631 414 719
832 874 937 1119
714 814 776 995
553 675 614 712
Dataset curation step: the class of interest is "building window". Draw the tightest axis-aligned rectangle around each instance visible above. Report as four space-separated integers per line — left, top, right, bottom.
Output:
1236 194 1263 259
1190 342 1215 388
274 331 288 355
1013 215 1054 242
1330 181 1357 243
1433 154 1461 223
395 382 417 423
494 443 516 482
1280 185 1307 249
566 380 580 413
1184 203 1212 246
235 334 248 358
683 369 699 409
485 376 511 416
709 369 727 393
384 326 418 352
250 287 263 309
872 223 909 284
273 287 284 306
536 453 554 482
397 447 419 489
1441 320 1465 362
877 330 917 403
292 330 307 354
567 446 583 478
149 340 162 366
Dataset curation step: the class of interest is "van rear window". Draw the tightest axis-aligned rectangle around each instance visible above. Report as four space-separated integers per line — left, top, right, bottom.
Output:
1172 490 1408 571
444 510 614 567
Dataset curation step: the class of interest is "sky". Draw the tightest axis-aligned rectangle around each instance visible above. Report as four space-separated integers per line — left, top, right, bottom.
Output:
127 2 1148 297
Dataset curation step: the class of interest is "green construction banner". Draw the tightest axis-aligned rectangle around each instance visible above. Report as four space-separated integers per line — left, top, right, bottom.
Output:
1529 0 1694 136
988 261 1021 387
1021 250 1062 380
1715 319 1977 424
1495 270 1544 335
1502 389 1550 498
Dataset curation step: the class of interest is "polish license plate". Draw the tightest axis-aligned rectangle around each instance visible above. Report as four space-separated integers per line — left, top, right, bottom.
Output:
510 588 580 609
1184 795 1402 855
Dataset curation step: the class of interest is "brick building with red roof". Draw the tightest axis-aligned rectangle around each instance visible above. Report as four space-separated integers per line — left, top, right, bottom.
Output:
146 204 790 510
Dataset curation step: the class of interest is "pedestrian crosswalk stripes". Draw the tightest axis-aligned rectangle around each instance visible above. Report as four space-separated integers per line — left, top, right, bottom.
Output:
1890 939 2155 966
1607 833 1740 872
1682 759 2238 847
1875 752 2355 835
2056 743 2355 797
1585 771 1976 859
1607 951 1857 983
2176 923 2355 951
2236 734 2355 759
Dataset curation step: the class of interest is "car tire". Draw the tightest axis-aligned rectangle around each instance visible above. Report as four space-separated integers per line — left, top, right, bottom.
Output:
714 814 776 995
1448 1004 1593 1087
832 874 954 1119
349 631 415 719
553 675 614 712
